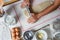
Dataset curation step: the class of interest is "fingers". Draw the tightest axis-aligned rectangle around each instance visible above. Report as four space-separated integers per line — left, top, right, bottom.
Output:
28 13 35 23
28 17 36 23
31 13 35 16
21 0 30 8
27 13 38 23
21 2 27 8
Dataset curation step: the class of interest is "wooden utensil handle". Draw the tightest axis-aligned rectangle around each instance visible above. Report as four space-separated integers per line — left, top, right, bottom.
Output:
3 0 20 6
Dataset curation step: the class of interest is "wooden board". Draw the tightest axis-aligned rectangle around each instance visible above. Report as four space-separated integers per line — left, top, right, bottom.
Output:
2 0 19 6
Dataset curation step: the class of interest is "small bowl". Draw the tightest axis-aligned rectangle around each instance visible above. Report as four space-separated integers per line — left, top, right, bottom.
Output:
36 30 48 40
4 15 16 25
52 19 60 31
53 32 60 40
23 30 34 40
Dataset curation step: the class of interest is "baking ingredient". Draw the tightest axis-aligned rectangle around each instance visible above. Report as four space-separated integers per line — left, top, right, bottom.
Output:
22 6 31 18
32 0 53 13
23 25 49 40
36 30 48 40
11 27 22 40
23 31 34 40
37 33 44 40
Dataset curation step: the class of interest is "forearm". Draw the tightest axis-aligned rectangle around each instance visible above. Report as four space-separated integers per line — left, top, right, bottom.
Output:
37 3 59 18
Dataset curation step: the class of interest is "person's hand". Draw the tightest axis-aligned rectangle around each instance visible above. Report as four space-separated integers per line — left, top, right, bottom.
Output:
27 13 39 23
21 0 30 8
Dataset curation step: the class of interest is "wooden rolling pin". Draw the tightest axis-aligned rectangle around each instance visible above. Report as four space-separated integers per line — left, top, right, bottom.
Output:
0 0 20 6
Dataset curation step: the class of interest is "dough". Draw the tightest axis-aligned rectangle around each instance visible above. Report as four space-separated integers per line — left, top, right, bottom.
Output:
32 0 53 13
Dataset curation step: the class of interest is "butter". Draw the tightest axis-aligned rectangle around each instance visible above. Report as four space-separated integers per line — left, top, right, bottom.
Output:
37 33 44 39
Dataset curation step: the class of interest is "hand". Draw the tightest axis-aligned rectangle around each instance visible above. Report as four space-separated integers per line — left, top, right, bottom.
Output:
21 0 30 8
27 13 38 23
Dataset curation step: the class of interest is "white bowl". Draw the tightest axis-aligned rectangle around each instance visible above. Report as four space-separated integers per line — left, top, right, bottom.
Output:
53 32 60 40
4 15 16 25
36 30 48 40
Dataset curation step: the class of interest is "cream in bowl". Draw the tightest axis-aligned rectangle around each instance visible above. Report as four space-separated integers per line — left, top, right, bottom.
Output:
36 30 48 40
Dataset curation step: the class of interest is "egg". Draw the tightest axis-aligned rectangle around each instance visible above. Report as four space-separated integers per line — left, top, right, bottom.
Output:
12 36 16 40
11 28 15 32
16 32 20 36
11 27 21 40
11 32 16 37
15 27 20 32
16 35 20 40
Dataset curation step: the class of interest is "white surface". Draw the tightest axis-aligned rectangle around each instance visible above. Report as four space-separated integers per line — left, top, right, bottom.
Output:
0 0 60 40
0 22 11 40
21 7 31 18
